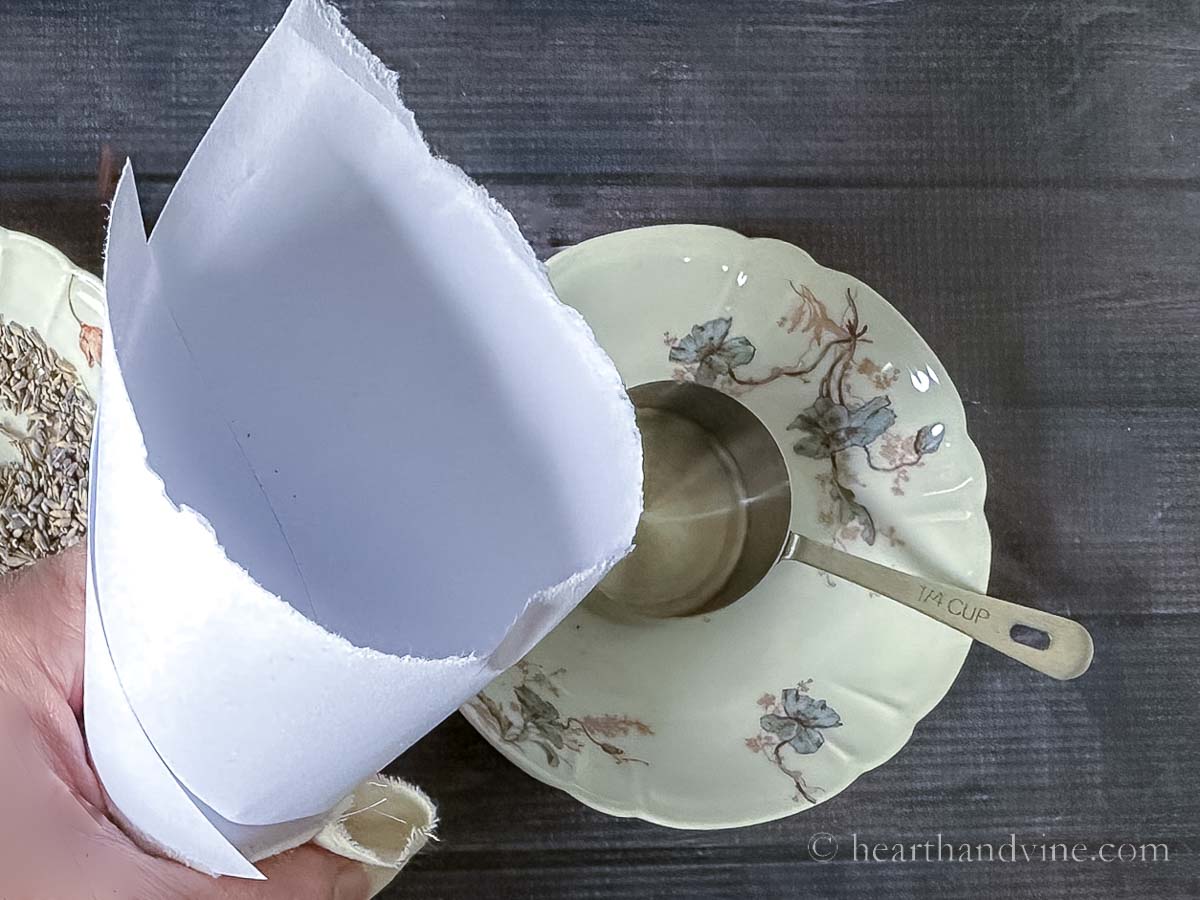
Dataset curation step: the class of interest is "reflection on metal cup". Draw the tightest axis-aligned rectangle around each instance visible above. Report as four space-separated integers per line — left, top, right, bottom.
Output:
593 380 792 618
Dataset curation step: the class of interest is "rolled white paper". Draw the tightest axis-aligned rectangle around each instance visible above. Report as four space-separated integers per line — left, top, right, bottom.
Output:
85 0 642 878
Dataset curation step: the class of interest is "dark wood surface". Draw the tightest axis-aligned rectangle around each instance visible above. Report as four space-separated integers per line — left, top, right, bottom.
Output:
3 1 1198 897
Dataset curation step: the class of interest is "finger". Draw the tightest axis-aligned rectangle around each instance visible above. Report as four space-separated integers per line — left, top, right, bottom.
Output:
138 843 370 900
35 543 88 713
244 846 370 900
0 543 87 712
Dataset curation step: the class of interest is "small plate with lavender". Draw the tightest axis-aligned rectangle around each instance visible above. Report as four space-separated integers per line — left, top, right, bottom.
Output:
460 225 990 828
0 226 103 573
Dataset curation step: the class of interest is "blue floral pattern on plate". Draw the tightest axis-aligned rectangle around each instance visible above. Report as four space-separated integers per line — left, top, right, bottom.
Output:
667 283 946 546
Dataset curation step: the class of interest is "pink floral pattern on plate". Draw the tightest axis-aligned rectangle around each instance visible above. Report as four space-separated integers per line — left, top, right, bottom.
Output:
469 662 653 769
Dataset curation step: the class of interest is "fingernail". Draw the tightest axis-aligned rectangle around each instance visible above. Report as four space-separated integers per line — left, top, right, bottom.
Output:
334 861 371 900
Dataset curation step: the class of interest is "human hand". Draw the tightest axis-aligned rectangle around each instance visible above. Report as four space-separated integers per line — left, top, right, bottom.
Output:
0 544 371 899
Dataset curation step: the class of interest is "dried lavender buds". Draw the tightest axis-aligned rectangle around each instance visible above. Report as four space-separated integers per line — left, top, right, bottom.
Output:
0 316 94 572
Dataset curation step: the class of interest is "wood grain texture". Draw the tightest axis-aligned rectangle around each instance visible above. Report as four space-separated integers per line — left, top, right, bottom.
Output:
2 1 1199 184
2 0 1198 896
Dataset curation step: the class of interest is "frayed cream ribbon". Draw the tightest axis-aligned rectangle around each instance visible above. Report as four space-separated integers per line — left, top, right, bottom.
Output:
314 774 437 897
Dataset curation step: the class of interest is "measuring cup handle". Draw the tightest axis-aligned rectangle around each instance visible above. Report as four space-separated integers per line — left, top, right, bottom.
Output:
781 533 1093 681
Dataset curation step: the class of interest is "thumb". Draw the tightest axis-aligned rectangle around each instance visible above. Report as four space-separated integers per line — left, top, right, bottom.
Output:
234 846 371 900
144 843 371 900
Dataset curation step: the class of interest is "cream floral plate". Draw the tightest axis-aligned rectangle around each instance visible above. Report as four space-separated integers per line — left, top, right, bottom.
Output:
461 225 990 827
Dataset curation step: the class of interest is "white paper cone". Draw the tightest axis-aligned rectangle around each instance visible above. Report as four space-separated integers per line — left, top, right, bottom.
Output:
85 0 642 876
